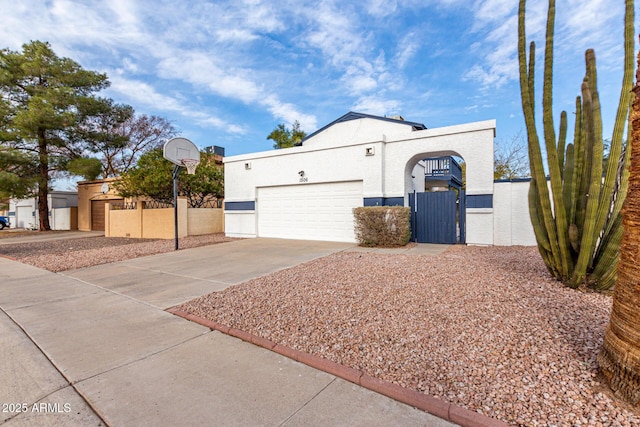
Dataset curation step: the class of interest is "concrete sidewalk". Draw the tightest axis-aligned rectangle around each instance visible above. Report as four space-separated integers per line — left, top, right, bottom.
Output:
0 239 455 426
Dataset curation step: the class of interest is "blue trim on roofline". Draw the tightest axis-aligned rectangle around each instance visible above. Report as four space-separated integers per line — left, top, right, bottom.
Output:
363 197 405 207
466 195 493 209
299 111 427 144
225 201 255 210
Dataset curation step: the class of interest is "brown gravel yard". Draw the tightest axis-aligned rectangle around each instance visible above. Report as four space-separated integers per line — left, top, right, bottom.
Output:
0 233 235 272
178 246 640 427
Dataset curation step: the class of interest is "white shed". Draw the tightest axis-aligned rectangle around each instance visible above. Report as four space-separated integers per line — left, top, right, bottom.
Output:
224 112 496 244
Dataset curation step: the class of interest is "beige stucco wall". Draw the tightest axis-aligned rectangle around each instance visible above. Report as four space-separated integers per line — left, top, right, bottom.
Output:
77 178 123 231
107 206 142 238
187 208 224 235
141 198 188 239
105 196 224 239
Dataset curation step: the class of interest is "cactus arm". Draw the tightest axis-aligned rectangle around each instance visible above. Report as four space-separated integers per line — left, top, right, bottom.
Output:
563 143 575 225
541 0 573 279
571 79 604 287
519 0 562 272
529 178 552 252
591 213 623 287
542 0 557 152
602 126 632 241
571 97 583 226
575 83 593 241
558 111 567 176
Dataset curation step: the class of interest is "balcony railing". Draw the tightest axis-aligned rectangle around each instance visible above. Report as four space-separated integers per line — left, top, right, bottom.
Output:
424 157 463 185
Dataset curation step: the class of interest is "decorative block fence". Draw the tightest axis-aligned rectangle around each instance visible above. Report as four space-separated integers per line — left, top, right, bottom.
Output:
105 199 224 239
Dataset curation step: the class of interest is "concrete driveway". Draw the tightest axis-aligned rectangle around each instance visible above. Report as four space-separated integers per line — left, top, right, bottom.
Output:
1 237 456 426
64 237 355 309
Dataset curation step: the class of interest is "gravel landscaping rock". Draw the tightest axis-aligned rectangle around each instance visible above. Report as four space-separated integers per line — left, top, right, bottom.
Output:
4 234 637 425
177 245 640 426
0 233 235 272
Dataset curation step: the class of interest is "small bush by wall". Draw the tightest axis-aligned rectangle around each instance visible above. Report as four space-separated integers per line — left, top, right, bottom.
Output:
353 206 411 247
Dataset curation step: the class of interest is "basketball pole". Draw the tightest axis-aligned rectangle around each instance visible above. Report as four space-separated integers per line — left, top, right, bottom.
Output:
172 164 181 250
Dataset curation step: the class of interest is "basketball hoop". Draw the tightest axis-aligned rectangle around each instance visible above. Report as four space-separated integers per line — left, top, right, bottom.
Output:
162 137 200 251
181 158 199 175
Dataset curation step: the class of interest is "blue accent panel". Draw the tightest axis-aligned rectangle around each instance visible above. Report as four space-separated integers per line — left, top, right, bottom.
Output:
363 197 384 206
363 197 406 207
225 201 255 210
494 177 532 183
466 194 493 209
383 197 404 206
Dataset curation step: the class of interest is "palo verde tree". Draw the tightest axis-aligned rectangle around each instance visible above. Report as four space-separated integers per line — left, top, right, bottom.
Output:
518 0 634 290
0 41 112 230
114 148 223 208
267 120 306 149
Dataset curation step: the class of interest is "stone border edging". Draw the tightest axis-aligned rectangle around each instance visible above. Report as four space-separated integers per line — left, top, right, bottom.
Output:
166 307 510 427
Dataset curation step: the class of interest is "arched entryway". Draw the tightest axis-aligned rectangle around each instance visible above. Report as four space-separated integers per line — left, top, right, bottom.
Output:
405 153 466 243
382 120 495 245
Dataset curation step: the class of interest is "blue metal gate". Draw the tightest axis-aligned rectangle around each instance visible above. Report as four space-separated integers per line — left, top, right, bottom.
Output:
409 191 464 244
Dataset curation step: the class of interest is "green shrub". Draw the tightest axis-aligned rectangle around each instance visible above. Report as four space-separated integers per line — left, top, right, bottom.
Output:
353 206 411 247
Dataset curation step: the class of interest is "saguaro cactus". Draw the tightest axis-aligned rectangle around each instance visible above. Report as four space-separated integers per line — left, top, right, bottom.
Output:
518 0 634 289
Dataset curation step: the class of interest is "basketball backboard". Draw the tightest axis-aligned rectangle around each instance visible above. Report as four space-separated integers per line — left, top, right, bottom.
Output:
163 137 200 166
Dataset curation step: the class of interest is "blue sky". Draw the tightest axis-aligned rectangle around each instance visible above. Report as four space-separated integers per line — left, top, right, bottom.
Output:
1 0 634 160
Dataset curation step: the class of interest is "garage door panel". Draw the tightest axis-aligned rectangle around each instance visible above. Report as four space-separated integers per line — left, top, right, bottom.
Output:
91 200 106 231
257 181 362 242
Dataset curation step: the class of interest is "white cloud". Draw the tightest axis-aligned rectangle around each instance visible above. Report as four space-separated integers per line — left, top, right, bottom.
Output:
395 33 420 69
215 29 259 43
462 0 535 90
366 0 398 17
300 1 389 96
471 0 515 30
109 76 246 134
351 96 401 115
262 95 318 131
108 0 139 27
156 50 316 130
239 0 283 33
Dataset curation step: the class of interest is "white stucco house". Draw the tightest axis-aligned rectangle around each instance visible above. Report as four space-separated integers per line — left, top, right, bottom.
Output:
9 191 78 230
223 111 517 245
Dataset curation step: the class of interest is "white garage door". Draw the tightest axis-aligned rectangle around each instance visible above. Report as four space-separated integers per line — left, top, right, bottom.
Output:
16 206 33 229
258 181 363 242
